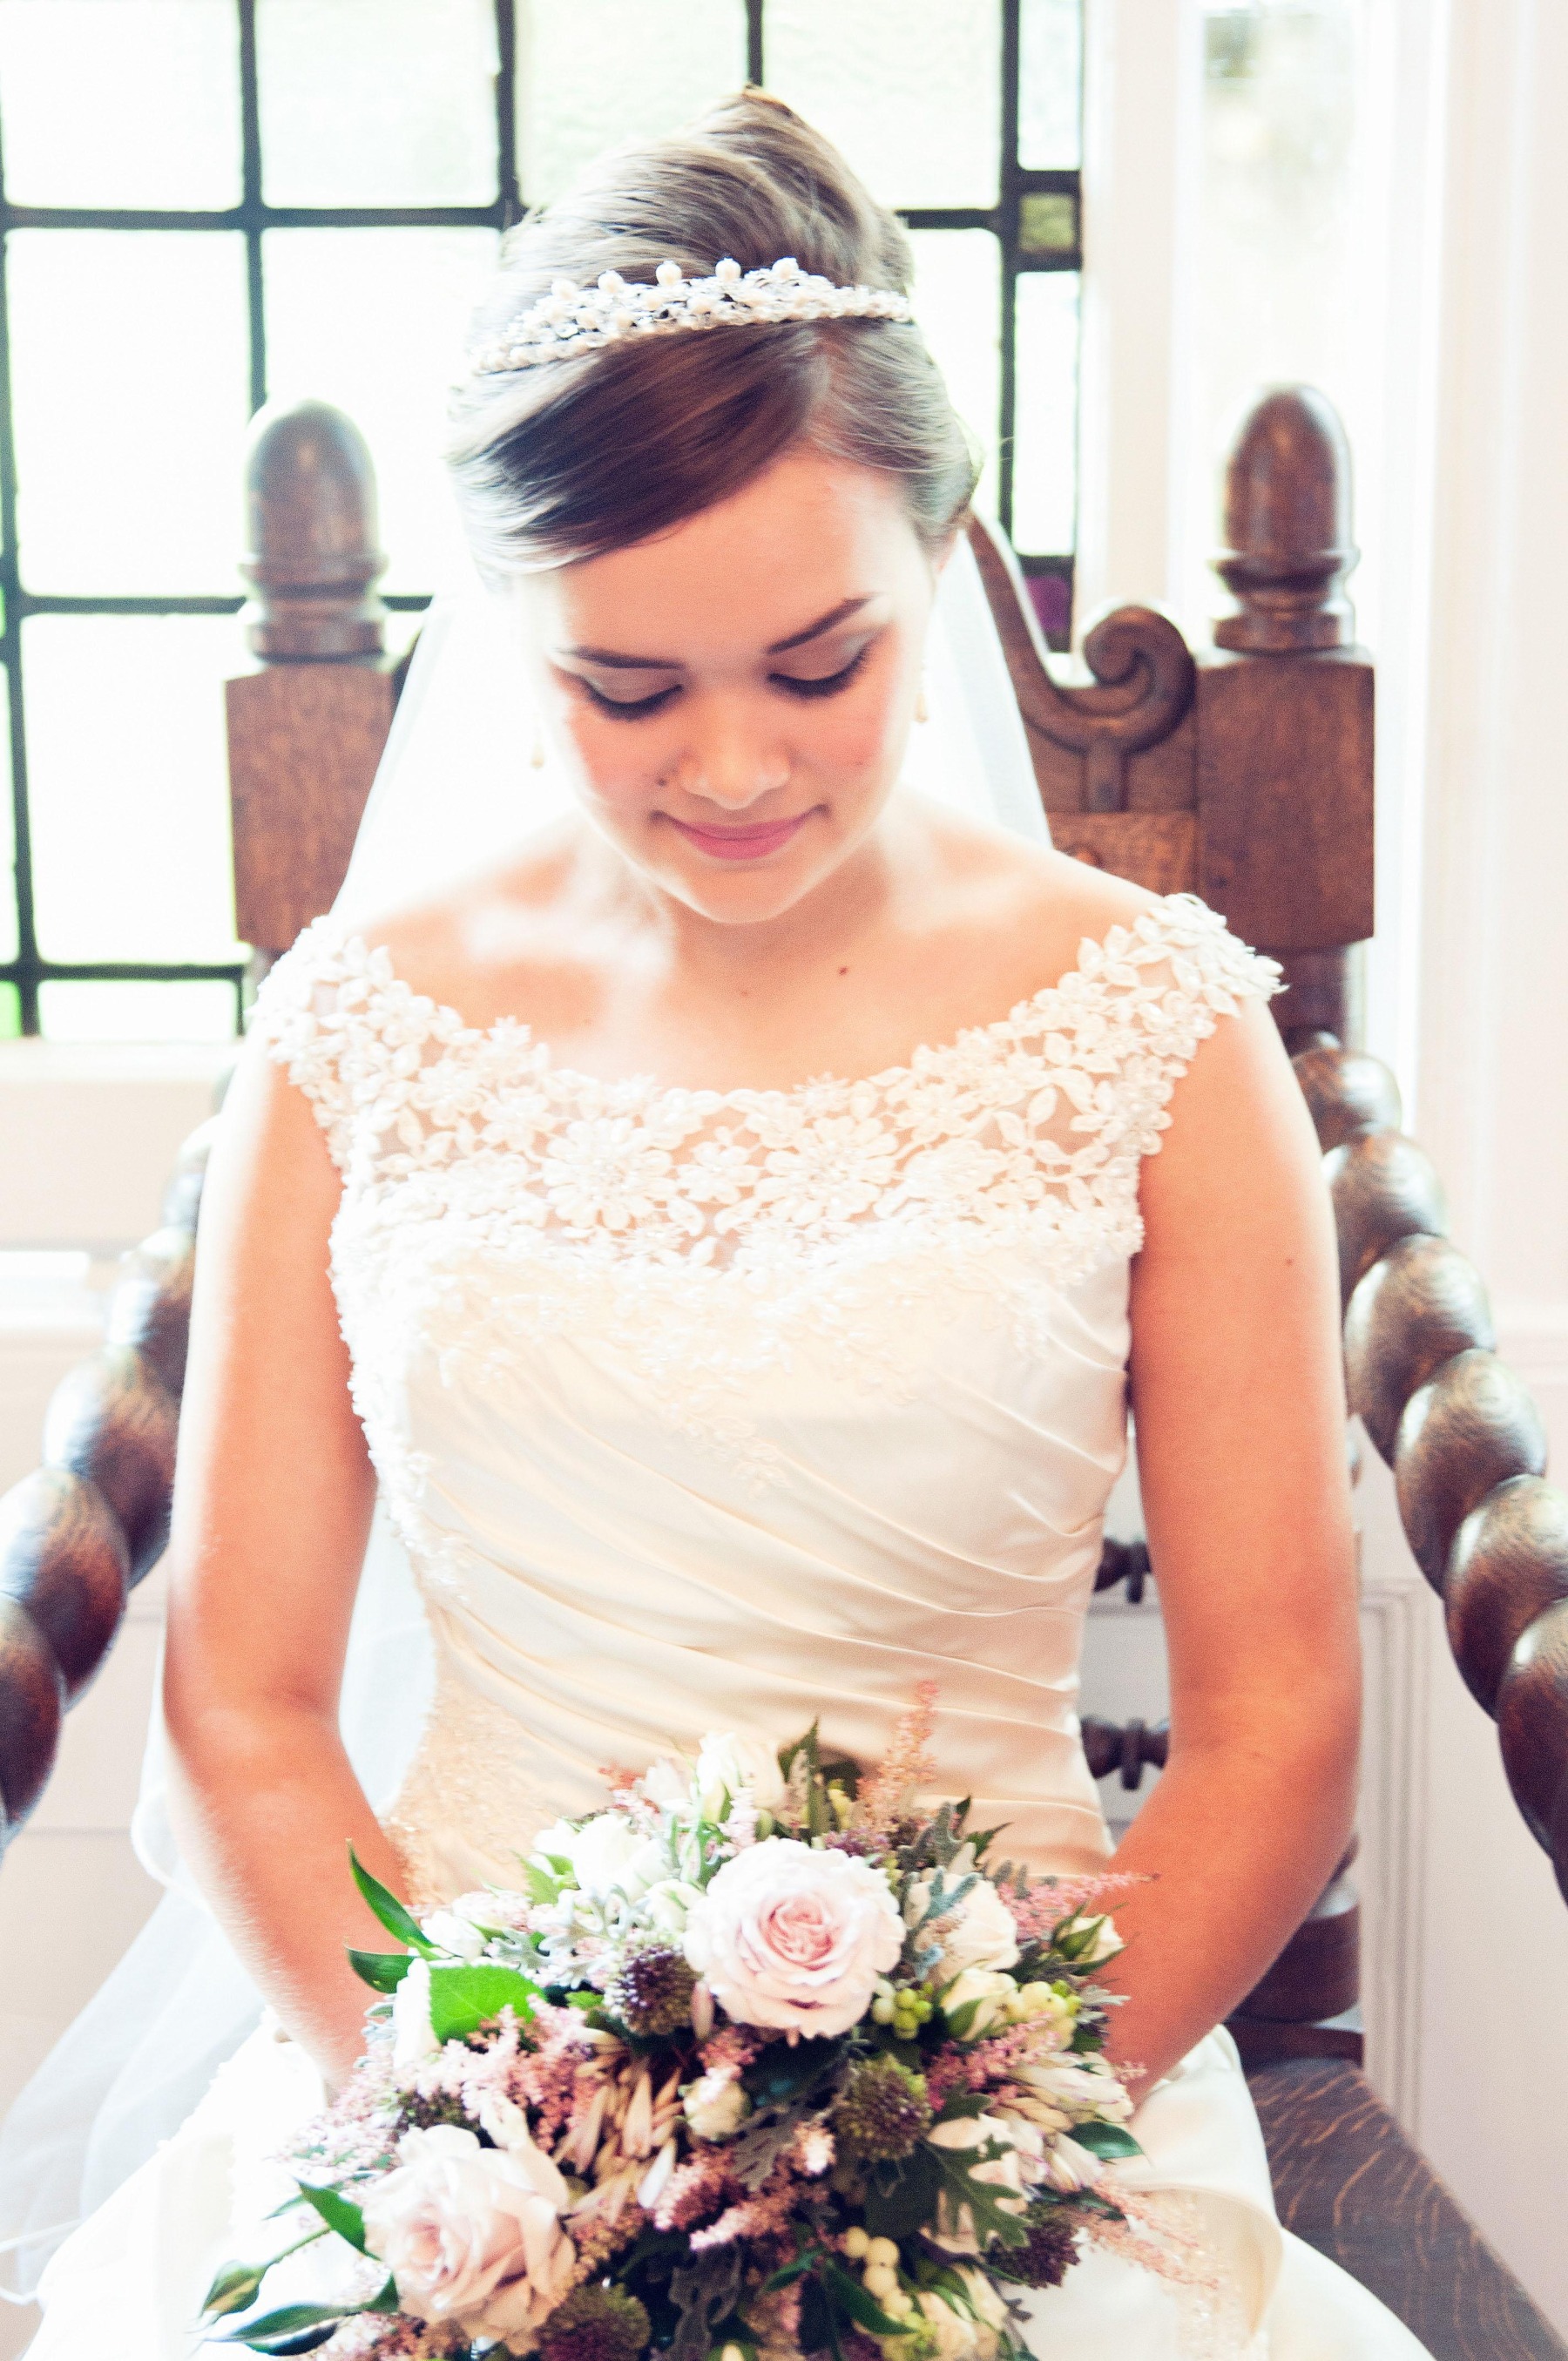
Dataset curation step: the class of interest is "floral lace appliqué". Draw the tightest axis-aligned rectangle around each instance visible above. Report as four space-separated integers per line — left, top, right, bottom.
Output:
254 895 1279 1502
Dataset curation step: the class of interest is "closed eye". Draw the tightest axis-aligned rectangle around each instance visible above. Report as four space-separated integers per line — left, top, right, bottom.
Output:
769 644 872 700
578 679 683 720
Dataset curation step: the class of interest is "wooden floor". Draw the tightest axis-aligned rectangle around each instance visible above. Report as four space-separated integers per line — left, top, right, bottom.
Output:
1250 2060 1566 2360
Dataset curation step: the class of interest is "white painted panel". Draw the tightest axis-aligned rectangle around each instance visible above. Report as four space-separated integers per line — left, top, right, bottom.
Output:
0 1048 227 1250
0 1829 161 2121
29 1618 160 1836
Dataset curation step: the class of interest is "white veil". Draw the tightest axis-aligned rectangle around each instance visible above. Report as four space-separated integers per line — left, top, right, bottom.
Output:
0 525 1047 2299
334 529 1045 929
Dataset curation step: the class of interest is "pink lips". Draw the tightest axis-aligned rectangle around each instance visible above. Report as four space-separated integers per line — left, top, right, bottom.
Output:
666 812 811 863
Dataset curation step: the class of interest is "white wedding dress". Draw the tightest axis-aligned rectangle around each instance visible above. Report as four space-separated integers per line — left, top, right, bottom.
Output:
24 888 1429 2359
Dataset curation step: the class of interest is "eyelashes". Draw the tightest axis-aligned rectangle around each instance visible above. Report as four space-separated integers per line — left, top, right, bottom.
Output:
579 680 682 720
576 642 874 722
773 643 872 701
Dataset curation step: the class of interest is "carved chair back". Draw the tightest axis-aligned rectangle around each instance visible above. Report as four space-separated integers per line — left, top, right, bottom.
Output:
0 394 1565 2087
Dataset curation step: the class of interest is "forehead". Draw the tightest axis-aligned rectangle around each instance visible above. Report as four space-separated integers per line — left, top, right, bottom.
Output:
525 450 923 655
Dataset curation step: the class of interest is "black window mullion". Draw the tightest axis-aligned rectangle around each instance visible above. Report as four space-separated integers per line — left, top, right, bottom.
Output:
239 0 267 413
998 0 1022 545
0 0 1081 1034
496 0 523 227
0 101 38 1034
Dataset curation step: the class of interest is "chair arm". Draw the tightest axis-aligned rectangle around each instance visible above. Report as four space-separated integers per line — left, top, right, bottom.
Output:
0 1124 213 1846
1296 1040 1568 1898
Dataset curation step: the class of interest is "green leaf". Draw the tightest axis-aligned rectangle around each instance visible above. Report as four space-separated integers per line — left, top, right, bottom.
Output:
296 2183 368 2253
210 2301 353 2352
760 2257 815 2294
426 1960 540 2044
346 1947 413 1993
929 2145 1030 2249
863 2145 943 2242
819 2257 909 2338
740 2033 847 2108
934 2092 991 2121
200 2258 269 2318
524 1858 563 1904
348 1847 433 1956
1066 2120 1143 2161
796 2273 839 2361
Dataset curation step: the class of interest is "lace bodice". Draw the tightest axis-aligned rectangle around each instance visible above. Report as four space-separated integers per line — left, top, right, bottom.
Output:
255 894 1277 1908
261 895 1274 1272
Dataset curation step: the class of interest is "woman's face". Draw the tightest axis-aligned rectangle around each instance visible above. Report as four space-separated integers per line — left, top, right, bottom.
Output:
519 449 942 926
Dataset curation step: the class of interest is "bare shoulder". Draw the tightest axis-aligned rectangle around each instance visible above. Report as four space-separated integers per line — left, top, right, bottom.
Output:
913 801 1166 995
339 824 581 1025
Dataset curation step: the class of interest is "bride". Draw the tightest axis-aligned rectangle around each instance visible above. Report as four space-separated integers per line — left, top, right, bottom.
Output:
13 90 1426 2360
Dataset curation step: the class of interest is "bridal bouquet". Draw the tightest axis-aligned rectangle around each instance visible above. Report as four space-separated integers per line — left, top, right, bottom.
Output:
203 1698 1148 2359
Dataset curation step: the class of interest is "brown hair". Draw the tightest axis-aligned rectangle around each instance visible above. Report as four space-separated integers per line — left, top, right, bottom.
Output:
446 91 977 578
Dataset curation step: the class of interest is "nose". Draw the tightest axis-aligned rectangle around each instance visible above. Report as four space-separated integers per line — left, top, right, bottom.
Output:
672 693 790 810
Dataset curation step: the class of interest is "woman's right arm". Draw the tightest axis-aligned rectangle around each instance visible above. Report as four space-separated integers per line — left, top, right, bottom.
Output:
161 1028 412 2086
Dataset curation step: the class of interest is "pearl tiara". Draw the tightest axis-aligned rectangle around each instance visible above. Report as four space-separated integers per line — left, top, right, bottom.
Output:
466 254 916 377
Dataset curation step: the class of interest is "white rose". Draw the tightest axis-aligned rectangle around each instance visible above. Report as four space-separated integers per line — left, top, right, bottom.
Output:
392 1955 441 2072
566 1816 654 1903
695 1732 788 1822
639 1757 692 1810
531 1818 579 1870
939 1967 1017 2040
1060 1911 1121 1964
362 2124 573 2332
421 1910 486 1961
682 2070 752 2141
683 1838 902 2039
909 1875 1020 1980
641 1877 706 1936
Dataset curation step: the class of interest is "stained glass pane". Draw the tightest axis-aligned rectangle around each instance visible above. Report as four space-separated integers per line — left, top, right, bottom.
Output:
767 0 1001 210
26 616 243 964
264 228 498 592
10 233 249 595
38 980 236 1043
1012 272 1079 554
0 0 240 208
517 0 745 206
1019 0 1083 171
908 231 1001 515
258 0 497 206
0 985 18 1040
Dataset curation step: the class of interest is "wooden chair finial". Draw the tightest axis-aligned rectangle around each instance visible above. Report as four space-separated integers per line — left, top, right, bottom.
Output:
240 397 388 661
1213 387 1358 653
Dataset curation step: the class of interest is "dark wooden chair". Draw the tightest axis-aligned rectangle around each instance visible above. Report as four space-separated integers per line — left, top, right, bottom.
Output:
1 389 1565 2358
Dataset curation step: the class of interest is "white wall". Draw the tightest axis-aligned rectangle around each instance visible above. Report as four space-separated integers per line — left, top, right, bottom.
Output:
1396 0 1568 2320
0 1052 223 2344
1082 0 1568 2329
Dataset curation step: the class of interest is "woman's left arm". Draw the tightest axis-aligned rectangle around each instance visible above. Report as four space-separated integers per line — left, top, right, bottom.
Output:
1096 993 1360 2090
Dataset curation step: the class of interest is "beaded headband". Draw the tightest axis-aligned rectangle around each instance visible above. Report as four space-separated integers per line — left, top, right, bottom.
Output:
466 254 916 378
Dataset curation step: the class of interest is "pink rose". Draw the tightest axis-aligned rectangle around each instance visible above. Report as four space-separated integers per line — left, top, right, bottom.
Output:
362 2123 574 2335
683 1837 903 2038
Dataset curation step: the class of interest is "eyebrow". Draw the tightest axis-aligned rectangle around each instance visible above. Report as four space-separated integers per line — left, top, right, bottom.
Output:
558 596 875 671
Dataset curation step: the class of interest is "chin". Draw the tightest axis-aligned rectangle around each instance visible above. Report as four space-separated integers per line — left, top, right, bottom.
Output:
664 862 833 925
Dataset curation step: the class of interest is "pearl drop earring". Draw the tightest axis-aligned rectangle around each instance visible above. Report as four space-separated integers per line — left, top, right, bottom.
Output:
914 681 929 725
530 726 546 770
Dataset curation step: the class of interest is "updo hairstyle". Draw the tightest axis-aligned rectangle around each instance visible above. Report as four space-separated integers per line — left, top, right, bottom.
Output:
447 91 977 578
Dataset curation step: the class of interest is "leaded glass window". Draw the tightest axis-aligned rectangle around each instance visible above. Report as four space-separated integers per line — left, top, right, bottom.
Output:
0 0 1082 1038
